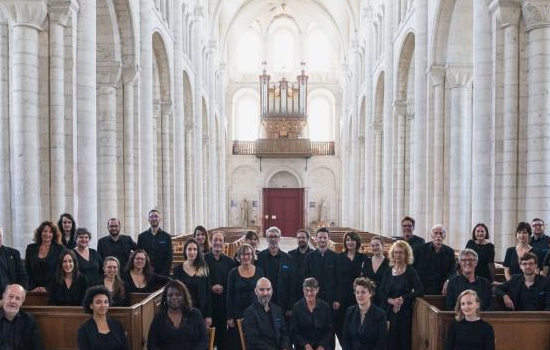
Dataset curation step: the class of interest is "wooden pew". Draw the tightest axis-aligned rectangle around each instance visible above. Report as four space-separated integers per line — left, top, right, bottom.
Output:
412 295 550 350
23 289 163 350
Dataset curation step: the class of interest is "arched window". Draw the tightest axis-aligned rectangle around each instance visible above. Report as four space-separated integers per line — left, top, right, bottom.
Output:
236 29 262 73
308 92 334 141
271 28 295 72
233 92 260 141
306 29 331 71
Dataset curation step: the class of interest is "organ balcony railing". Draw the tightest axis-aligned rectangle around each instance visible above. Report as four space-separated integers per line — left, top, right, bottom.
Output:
232 140 335 157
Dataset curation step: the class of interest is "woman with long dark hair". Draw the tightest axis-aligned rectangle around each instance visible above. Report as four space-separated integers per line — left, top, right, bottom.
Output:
57 213 76 249
122 249 170 293
193 226 211 254
48 249 88 305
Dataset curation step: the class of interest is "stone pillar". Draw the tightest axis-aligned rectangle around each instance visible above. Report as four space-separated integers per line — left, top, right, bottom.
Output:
446 67 473 248
161 101 173 233
207 40 218 228
522 1 550 219
140 0 154 225
350 40 361 228
394 101 407 226
173 0 186 233
382 0 395 235
0 0 47 250
193 7 204 224
122 67 138 237
413 0 428 235
0 12 11 243
185 119 195 228
48 0 76 217
373 128 383 234
218 63 228 226
97 63 121 233
429 66 446 225
362 7 374 231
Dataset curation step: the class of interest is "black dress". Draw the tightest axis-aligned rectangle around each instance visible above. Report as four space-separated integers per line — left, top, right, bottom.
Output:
77 317 129 350
172 265 212 318
503 247 536 276
48 274 88 306
25 243 63 290
98 279 131 307
445 319 495 350
121 271 171 293
361 257 390 306
465 240 495 281
75 249 103 285
341 304 387 350
378 266 424 350
147 308 208 350
335 252 366 339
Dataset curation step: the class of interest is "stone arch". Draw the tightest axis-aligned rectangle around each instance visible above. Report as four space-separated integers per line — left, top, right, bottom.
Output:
396 32 415 102
266 170 302 188
231 87 260 140
373 71 384 125
431 0 473 66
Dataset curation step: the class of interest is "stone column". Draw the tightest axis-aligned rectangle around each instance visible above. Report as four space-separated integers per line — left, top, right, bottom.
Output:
140 0 154 225
75 0 97 234
161 101 173 233
207 40 218 228
97 63 121 232
122 67 138 237
522 1 550 219
362 7 374 231
193 7 204 224
0 12 11 243
173 0 186 233
394 101 407 226
446 66 473 248
218 63 228 226
185 119 195 228
373 127 383 234
350 40 362 228
429 66 446 224
48 0 76 217
0 0 47 250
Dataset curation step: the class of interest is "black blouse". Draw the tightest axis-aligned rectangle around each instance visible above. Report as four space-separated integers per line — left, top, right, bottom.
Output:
48 274 88 306
121 271 171 294
74 249 103 285
172 265 212 318
290 298 334 350
226 266 264 320
99 279 131 307
147 308 208 350
361 257 390 306
465 240 495 281
342 304 388 350
337 252 366 307
378 266 424 315
503 247 536 276
25 243 63 290
445 319 495 350
77 317 129 350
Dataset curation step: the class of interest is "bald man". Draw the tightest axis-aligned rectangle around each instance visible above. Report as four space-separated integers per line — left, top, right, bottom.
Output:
0 284 44 350
243 278 291 350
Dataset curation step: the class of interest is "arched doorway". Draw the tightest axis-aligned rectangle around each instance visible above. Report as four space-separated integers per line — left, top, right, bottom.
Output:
263 171 304 237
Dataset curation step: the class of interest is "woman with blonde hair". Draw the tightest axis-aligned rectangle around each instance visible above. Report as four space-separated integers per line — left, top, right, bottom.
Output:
101 256 130 306
446 290 495 350
378 240 423 350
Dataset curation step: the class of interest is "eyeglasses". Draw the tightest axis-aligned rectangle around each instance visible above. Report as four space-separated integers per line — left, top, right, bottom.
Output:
520 261 536 266
460 259 476 263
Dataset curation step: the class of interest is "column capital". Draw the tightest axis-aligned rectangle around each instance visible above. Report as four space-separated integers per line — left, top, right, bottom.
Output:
48 0 78 26
194 6 205 19
393 100 407 116
97 61 122 86
522 1 550 31
161 100 173 117
122 65 140 85
445 66 473 89
0 0 47 29
428 65 446 86
362 5 373 22
185 120 195 131
489 0 521 27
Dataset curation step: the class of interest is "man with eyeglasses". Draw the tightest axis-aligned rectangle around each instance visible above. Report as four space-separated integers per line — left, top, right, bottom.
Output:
413 224 456 295
136 210 173 276
97 218 137 269
256 227 294 316
530 218 549 270
494 252 550 311
445 249 492 310
398 216 425 250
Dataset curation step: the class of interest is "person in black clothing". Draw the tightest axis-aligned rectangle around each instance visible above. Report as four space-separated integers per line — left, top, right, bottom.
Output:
244 277 291 350
193 225 211 254
172 238 212 326
78 286 129 350
0 227 28 293
147 280 208 350
57 213 77 249
361 236 390 307
446 290 495 350
494 252 550 311
74 227 104 285
413 224 456 295
100 257 130 307
530 218 549 270
290 277 333 350
205 230 237 350
234 231 261 261
335 231 365 340
445 249 492 311
288 229 313 305
256 226 294 315
227 244 264 350
465 223 495 282
397 216 425 251
122 249 171 293
342 277 387 350
378 240 424 350
48 249 88 306
0 284 44 350
25 221 64 291
137 209 173 276
503 222 536 281
97 218 137 269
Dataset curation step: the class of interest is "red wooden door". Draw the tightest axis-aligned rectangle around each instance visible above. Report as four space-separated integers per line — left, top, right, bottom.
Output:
263 188 304 237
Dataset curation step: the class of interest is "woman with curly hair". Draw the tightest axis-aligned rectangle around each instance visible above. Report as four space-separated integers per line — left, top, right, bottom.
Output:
122 249 170 293
25 221 63 291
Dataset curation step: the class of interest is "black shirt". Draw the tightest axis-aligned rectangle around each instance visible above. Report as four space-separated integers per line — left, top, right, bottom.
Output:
97 235 137 269
243 300 291 350
75 249 103 285
77 317 129 350
226 266 264 320
25 243 63 290
288 247 312 303
399 235 425 251
0 245 28 292
342 304 387 350
290 298 333 350
494 274 550 311
445 319 495 350
147 308 208 350
121 271 171 293
48 274 88 306
530 234 550 269
257 249 294 312
465 240 495 281
172 265 212 318
304 249 338 304
445 274 492 311
413 242 456 294
361 257 390 306
519 282 539 311
137 228 173 276
337 252 366 307
204 253 237 318
503 247 537 276
0 309 44 350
